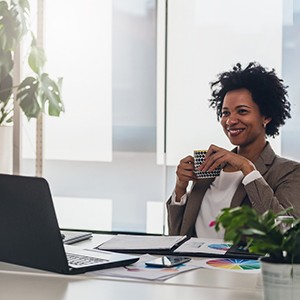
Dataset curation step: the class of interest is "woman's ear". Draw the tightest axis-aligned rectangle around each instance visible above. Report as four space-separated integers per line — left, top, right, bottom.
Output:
263 117 272 127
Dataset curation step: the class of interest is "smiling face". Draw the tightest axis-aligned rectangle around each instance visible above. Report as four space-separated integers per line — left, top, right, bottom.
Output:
221 88 271 151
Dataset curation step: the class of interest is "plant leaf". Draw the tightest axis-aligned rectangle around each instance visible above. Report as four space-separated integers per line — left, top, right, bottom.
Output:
0 48 14 79
28 36 46 74
16 74 64 120
39 73 64 116
241 228 266 236
16 76 41 118
0 73 13 103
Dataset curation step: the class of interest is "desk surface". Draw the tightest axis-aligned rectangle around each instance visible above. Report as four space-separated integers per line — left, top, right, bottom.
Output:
0 233 263 300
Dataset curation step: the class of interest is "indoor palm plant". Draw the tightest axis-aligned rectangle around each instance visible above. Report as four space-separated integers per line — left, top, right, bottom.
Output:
0 0 64 173
215 206 300 300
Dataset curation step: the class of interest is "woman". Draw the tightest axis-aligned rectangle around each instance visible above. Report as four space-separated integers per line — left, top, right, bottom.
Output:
167 62 300 238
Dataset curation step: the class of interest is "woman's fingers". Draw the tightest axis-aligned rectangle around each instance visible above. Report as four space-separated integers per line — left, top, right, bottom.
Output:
198 145 226 172
176 155 197 181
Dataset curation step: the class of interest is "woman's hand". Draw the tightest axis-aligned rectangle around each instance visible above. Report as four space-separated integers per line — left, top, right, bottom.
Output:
198 144 255 175
175 155 197 201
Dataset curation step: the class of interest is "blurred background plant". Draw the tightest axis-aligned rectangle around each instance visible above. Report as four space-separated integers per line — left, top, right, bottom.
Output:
0 0 64 126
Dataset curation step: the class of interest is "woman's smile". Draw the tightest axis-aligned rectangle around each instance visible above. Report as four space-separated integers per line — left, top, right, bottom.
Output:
226 127 245 137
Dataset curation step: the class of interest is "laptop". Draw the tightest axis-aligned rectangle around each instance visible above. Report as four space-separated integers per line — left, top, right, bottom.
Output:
0 173 139 275
61 230 93 245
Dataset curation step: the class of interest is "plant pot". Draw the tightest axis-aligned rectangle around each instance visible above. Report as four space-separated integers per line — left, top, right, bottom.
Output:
260 256 300 300
0 125 13 174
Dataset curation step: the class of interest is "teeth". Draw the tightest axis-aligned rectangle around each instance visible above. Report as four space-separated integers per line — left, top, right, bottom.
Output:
228 128 241 131
228 128 243 134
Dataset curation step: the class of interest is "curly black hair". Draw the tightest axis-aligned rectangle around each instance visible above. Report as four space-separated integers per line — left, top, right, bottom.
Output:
209 62 291 137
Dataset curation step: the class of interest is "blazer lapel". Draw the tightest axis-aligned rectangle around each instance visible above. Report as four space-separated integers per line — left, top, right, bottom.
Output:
230 182 247 208
230 142 276 208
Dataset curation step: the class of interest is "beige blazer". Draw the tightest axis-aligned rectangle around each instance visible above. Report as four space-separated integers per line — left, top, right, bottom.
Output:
167 143 300 237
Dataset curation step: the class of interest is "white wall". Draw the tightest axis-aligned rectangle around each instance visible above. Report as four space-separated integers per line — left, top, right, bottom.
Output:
162 0 283 166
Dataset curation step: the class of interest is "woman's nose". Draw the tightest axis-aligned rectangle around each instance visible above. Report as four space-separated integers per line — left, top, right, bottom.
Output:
226 117 238 125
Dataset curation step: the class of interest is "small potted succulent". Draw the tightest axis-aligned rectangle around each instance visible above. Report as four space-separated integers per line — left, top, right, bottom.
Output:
214 206 300 300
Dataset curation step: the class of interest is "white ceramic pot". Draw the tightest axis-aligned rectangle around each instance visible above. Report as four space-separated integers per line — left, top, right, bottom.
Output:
260 257 300 300
0 125 13 174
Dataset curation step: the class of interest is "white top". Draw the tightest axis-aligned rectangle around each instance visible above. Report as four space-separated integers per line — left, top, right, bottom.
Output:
195 170 243 238
170 170 262 238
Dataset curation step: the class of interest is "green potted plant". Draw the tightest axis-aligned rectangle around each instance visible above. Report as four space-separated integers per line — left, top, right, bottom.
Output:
214 206 300 300
0 0 64 124
0 0 64 172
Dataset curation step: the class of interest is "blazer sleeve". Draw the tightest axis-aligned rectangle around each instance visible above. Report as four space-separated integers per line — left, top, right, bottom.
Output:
166 197 186 235
244 159 300 218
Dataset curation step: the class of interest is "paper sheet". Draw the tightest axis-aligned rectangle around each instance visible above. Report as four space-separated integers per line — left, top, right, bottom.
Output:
88 254 203 281
196 257 261 274
174 237 232 255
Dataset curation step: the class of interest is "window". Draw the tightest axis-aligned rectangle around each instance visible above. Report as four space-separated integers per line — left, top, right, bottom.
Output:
19 0 300 234
22 0 163 233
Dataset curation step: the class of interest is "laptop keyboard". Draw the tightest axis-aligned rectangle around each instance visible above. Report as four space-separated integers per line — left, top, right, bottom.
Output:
67 253 108 267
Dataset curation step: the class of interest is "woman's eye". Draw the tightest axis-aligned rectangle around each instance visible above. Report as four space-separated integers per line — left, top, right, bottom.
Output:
238 109 248 114
221 111 229 117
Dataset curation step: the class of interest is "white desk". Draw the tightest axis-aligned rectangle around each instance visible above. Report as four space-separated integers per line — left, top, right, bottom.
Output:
0 234 263 300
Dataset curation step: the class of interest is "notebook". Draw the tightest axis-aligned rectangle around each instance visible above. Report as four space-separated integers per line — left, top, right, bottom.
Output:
97 235 259 259
0 174 139 275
